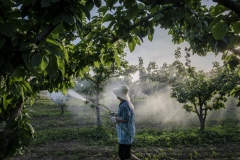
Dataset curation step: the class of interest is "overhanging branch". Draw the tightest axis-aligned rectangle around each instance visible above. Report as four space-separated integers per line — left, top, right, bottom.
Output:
111 6 172 43
213 0 240 17
138 0 184 5
34 23 59 45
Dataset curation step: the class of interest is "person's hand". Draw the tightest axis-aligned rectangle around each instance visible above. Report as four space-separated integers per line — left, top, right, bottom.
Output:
111 116 116 123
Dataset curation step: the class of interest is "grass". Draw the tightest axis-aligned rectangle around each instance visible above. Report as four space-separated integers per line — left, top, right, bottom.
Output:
7 98 240 160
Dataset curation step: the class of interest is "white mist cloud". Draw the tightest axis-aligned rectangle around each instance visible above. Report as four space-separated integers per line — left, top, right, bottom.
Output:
134 87 197 130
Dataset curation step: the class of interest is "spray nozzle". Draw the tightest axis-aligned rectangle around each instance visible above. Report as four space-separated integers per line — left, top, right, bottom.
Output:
84 100 97 108
84 100 90 104
110 112 117 116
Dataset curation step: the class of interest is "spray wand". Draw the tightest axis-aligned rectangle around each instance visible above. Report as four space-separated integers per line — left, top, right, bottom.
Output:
84 99 115 116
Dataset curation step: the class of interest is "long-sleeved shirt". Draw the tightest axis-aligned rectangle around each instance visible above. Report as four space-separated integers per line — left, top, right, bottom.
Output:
116 100 135 144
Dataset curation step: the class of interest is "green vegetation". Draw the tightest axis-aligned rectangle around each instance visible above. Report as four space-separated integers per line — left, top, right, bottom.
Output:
2 0 240 158
7 98 240 160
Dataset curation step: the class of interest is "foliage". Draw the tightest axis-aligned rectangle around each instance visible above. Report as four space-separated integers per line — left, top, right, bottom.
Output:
2 0 240 157
0 0 123 157
136 125 240 147
0 0 99 157
101 0 240 104
137 57 166 95
74 22 137 125
171 63 238 131
0 107 34 157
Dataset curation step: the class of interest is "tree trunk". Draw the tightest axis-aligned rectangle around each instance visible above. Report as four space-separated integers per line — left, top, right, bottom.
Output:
96 88 102 127
61 105 64 114
1 100 23 159
199 117 205 132
96 106 101 127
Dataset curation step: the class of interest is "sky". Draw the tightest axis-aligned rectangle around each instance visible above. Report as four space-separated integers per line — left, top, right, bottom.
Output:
124 1 222 72
124 27 223 71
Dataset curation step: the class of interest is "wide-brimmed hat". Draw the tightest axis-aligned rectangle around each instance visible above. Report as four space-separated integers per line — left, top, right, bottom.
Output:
113 85 130 101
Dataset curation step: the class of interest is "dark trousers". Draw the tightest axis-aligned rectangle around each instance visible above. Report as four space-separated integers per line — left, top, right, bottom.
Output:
118 143 132 160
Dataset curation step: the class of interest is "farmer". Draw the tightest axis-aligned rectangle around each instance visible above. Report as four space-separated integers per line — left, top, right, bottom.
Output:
111 85 140 160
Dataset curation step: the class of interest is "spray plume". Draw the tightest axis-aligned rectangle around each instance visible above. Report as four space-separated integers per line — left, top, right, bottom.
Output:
67 89 86 101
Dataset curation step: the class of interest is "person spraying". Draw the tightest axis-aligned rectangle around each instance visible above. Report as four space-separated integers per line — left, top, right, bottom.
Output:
111 85 140 160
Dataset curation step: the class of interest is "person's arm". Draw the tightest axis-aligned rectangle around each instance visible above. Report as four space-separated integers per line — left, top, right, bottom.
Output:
116 117 128 122
116 104 130 123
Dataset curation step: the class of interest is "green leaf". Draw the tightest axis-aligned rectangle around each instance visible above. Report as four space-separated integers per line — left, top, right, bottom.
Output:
40 54 49 70
208 16 222 31
22 81 33 93
148 34 153 41
3 94 13 110
62 14 75 25
58 58 65 76
127 5 139 20
0 23 15 37
227 36 240 49
230 86 240 97
114 55 120 66
232 21 240 34
85 0 94 11
124 0 135 8
41 0 51 8
83 66 90 72
212 21 227 40
80 4 91 20
71 63 76 72
25 122 35 134
210 4 226 16
31 53 42 68
134 36 141 45
94 0 101 8
137 3 144 10
93 61 100 68
76 19 83 29
106 0 117 9
46 38 61 49
98 6 108 15
11 83 22 96
128 38 136 52
100 48 105 54
63 47 69 63
153 13 164 21
228 59 239 70
12 68 25 81
103 13 114 23
46 54 59 78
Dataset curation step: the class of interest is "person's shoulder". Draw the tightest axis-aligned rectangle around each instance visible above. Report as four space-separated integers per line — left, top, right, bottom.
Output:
120 101 130 108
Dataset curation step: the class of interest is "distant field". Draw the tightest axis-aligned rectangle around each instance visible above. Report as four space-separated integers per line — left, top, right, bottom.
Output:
7 97 240 160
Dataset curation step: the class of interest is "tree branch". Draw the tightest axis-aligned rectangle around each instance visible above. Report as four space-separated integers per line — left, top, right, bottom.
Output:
84 74 97 85
111 6 172 43
34 23 59 45
138 0 184 5
213 0 240 17
193 102 200 118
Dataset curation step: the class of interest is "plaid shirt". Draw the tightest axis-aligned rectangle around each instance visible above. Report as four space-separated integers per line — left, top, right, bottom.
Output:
116 100 135 144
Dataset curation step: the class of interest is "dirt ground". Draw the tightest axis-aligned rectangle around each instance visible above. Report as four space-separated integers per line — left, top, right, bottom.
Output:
8 141 240 160
6 98 240 160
